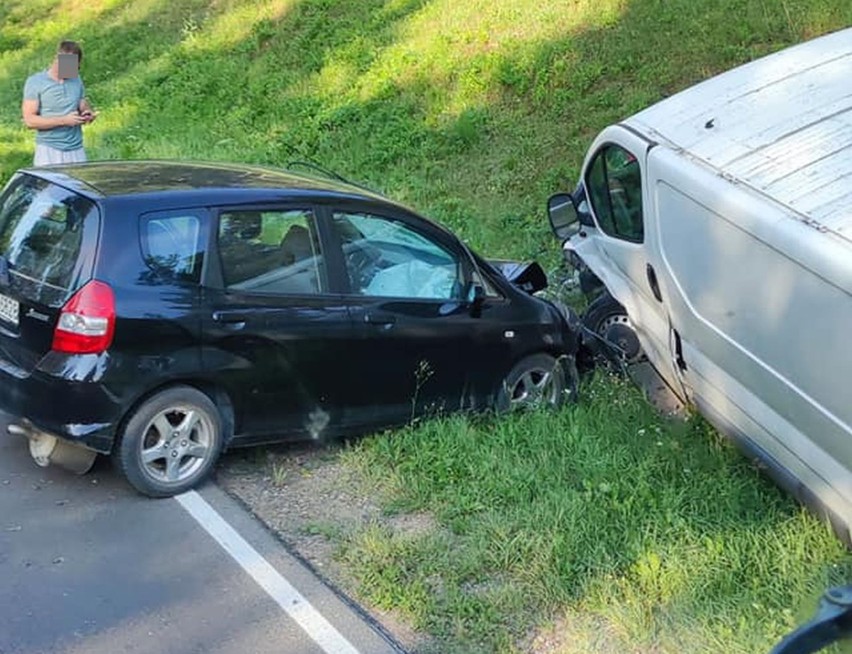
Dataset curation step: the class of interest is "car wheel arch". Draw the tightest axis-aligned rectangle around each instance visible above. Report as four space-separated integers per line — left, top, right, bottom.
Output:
111 380 235 455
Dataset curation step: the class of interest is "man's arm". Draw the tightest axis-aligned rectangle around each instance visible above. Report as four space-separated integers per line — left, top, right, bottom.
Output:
21 98 84 130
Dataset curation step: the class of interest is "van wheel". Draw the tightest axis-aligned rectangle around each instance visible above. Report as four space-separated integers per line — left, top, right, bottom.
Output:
115 387 223 498
497 353 571 412
582 293 644 368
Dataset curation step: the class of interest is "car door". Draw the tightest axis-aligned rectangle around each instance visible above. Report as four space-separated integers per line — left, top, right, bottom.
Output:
322 204 486 428
200 206 352 443
579 126 683 394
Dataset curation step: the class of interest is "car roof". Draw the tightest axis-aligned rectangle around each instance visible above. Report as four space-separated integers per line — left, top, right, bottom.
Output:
22 160 390 204
624 27 852 239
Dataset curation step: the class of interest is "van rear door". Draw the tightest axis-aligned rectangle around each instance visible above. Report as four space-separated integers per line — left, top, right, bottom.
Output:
0 173 99 374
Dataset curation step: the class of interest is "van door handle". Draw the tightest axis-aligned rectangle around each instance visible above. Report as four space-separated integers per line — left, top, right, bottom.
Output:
672 328 687 372
646 264 663 303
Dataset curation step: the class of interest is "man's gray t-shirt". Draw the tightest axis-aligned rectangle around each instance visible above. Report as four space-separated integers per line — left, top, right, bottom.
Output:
23 71 85 151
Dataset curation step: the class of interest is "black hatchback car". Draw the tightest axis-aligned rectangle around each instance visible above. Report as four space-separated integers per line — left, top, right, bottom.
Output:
0 161 579 496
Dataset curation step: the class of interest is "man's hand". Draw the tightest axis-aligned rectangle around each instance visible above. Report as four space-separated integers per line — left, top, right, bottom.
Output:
63 112 86 126
79 100 97 124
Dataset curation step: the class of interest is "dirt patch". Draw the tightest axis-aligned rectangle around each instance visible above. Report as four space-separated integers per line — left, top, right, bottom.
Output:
216 442 433 653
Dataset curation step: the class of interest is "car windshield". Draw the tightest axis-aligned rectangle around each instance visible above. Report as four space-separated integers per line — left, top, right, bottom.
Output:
0 174 98 307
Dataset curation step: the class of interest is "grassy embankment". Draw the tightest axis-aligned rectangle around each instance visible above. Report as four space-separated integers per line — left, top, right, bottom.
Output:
2 1 852 651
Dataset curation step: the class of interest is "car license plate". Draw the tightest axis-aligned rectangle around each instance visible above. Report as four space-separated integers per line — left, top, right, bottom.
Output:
0 293 19 327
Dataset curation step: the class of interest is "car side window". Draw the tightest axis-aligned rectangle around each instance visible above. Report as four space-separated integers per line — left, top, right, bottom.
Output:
217 209 325 295
584 144 644 242
332 211 464 300
141 213 204 283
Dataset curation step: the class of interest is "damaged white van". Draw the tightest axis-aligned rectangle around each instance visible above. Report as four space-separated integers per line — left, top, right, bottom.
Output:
548 27 852 541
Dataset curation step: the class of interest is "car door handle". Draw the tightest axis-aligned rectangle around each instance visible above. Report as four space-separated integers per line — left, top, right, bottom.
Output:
364 312 396 327
212 311 247 329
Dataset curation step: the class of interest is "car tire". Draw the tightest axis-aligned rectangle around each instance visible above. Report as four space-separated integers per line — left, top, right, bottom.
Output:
581 293 644 369
114 386 224 498
496 353 570 412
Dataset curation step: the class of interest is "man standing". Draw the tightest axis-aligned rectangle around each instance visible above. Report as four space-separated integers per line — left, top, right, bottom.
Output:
22 40 97 166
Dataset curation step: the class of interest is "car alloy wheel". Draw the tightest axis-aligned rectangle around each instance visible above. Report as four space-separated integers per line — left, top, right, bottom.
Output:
115 386 224 497
498 353 568 412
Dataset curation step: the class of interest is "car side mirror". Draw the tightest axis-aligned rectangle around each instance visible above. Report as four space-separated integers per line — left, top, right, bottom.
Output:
547 193 580 241
467 282 485 317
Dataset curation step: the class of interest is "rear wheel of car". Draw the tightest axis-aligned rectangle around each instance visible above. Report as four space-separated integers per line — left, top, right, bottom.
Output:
497 353 570 412
114 386 224 498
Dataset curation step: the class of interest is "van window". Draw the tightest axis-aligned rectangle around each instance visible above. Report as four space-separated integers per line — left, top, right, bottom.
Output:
0 174 98 307
585 145 644 242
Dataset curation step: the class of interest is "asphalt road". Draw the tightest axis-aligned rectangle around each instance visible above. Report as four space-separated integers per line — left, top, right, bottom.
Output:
0 411 401 654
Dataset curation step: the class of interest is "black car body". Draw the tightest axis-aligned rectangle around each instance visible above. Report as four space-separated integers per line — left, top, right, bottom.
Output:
0 161 578 496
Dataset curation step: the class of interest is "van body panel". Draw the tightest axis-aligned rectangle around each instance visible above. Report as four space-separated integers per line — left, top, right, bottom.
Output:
625 27 852 243
555 27 852 540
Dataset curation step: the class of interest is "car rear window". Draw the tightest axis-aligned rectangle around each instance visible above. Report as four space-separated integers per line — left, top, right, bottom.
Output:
0 174 98 307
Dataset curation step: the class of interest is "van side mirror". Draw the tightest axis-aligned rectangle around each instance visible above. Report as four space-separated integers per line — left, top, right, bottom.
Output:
547 193 580 241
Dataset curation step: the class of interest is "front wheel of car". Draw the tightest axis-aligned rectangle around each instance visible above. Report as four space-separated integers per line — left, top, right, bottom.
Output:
497 353 571 412
114 386 224 498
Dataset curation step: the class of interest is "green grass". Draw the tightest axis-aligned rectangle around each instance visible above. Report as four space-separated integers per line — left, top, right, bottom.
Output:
3 1 852 651
341 375 852 652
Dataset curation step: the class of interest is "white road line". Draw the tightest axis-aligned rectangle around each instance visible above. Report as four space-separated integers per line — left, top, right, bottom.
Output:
176 490 361 654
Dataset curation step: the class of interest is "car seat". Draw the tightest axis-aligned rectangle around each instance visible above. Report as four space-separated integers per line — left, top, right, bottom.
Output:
279 224 313 266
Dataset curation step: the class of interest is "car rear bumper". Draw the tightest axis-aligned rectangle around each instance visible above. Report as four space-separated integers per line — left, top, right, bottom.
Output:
0 352 121 453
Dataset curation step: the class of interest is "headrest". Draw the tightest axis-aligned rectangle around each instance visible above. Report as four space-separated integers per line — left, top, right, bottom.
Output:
222 211 262 240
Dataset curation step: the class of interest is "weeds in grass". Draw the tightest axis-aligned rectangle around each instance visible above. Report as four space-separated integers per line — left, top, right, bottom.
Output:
270 460 288 486
411 358 435 421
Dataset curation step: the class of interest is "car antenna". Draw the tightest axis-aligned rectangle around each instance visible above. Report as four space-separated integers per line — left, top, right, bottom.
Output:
285 160 384 196
286 160 350 184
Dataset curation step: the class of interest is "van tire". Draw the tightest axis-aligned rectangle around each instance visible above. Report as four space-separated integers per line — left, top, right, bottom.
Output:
114 386 224 498
581 293 643 368
497 353 570 412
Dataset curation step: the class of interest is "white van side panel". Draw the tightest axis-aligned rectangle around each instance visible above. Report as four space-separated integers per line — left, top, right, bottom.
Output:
649 154 852 512
684 347 852 540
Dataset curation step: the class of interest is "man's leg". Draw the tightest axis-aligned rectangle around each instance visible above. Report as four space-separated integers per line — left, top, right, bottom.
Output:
33 145 87 166
33 144 60 166
62 148 87 164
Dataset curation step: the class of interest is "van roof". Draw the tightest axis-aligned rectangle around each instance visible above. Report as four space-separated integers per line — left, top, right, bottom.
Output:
625 28 852 239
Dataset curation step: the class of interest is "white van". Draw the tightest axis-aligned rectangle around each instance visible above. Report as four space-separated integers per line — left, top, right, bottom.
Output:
548 28 852 542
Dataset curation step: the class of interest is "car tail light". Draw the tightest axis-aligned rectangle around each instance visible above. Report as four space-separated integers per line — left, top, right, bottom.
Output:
52 280 116 354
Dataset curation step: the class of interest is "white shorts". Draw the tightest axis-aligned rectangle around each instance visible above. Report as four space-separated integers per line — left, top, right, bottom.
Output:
33 144 87 166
